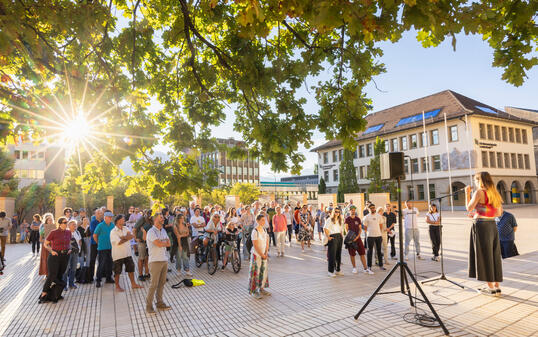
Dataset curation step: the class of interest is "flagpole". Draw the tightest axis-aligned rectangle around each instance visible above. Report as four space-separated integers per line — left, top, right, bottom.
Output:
444 113 454 212
464 114 473 186
422 111 430 205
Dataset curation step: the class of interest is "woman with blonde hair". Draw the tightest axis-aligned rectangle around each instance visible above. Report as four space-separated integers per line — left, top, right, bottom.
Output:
323 207 344 277
466 171 503 296
39 213 56 276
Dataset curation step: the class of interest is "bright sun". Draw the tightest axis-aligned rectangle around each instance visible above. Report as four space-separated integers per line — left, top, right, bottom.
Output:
64 113 91 144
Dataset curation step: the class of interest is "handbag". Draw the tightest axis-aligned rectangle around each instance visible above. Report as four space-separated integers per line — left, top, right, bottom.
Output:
322 234 329 246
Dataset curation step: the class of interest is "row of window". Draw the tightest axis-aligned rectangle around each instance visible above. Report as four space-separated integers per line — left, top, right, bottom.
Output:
321 126 459 164
219 178 259 185
407 184 436 201
481 151 531 170
479 123 528 144
14 150 45 161
223 166 259 176
15 169 45 179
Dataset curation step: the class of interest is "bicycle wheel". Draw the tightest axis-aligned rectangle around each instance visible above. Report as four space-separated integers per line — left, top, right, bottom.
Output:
195 246 203 268
232 247 241 273
207 246 218 275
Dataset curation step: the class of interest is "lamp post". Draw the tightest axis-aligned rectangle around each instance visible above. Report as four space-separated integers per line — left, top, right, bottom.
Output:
270 172 278 202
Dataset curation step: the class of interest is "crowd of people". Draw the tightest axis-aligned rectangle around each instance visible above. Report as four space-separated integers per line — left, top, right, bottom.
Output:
0 172 518 312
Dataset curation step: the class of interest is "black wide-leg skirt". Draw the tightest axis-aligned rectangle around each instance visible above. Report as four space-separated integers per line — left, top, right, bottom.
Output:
469 218 503 282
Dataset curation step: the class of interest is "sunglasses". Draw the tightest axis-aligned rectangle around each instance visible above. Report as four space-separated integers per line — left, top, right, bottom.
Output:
60 221 67 224
334 211 341 214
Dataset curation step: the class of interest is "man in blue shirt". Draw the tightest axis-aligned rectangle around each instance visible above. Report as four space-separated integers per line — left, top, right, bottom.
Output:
93 210 115 288
88 208 104 283
495 211 518 259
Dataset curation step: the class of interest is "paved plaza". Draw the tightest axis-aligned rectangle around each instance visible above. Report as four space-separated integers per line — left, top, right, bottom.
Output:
0 207 537 337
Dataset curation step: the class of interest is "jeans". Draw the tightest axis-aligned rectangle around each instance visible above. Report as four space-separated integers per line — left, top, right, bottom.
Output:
89 244 98 281
19 230 27 243
146 261 167 307
367 236 383 268
287 225 292 242
404 228 421 256
79 238 91 268
327 233 343 273
63 252 78 286
175 248 190 272
96 249 113 281
275 231 286 254
429 225 441 257
43 253 69 292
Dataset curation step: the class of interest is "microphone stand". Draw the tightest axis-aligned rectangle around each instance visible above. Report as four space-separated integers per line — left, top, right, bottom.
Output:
421 188 465 289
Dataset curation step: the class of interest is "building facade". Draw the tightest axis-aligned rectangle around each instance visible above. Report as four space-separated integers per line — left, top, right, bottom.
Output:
196 138 260 186
280 174 319 185
8 143 65 188
312 90 538 207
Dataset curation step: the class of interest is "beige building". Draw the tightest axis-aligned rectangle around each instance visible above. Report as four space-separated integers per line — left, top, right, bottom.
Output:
8 143 65 188
312 90 538 208
196 138 260 187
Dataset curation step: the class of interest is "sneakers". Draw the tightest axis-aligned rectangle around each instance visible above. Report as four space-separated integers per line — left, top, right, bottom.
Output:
363 269 374 275
146 306 156 314
253 290 263 299
328 272 336 278
352 268 358 274
478 287 497 296
335 271 344 276
416 255 424 260
95 280 102 288
156 303 171 311
495 288 501 296
379 266 387 271
431 256 440 261
260 289 271 296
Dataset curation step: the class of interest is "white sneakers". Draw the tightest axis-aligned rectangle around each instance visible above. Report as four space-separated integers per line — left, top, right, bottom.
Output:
352 268 358 274
363 269 374 275
328 272 336 277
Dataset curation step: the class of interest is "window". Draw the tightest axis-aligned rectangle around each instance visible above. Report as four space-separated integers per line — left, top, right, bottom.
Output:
359 166 367 179
431 155 441 171
429 183 436 200
364 124 384 134
404 159 409 174
333 169 338 182
417 184 425 200
482 151 489 168
511 153 517 168
475 106 497 114
494 125 500 141
501 126 507 142
232 166 237 174
254 167 259 175
338 149 343 161
22 151 29 159
508 128 514 142
411 159 419 173
489 152 496 168
400 136 408 150
522 129 528 144
449 126 458 142
226 166 231 174
515 129 521 143
366 165 370 176
524 154 530 170
479 123 486 139
504 153 510 169
359 145 365 158
324 171 329 182
366 143 373 157
332 150 337 162
395 109 441 127
453 185 460 201
518 154 523 169
420 132 427 147
391 138 398 152
430 129 439 145
497 153 503 168
323 152 328 164
410 134 418 149
487 124 493 140
384 141 389 153
408 186 414 201
14 150 20 160
420 157 428 172
249 167 254 175
353 149 357 159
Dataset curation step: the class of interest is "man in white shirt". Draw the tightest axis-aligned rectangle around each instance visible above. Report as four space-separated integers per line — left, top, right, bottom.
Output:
110 214 143 292
189 208 206 250
145 213 171 314
362 204 385 271
402 201 423 260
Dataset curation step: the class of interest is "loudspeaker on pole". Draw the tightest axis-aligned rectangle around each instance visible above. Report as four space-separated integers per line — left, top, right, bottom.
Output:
380 152 405 180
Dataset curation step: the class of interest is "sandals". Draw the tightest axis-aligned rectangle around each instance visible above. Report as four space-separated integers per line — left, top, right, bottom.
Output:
478 287 500 296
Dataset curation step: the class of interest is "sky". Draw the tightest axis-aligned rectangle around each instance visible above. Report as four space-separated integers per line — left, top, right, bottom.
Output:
209 30 538 181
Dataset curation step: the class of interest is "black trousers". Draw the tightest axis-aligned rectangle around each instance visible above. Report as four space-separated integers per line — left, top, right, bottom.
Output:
388 234 396 257
268 223 276 246
96 249 113 280
367 236 383 268
43 253 69 292
327 233 343 273
30 231 40 253
89 244 98 281
429 225 441 257
287 225 292 242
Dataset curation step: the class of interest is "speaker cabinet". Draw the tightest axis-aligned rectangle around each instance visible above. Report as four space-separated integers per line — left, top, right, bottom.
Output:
380 152 405 180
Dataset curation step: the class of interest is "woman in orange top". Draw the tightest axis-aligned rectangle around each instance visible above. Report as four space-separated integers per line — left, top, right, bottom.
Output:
465 172 503 296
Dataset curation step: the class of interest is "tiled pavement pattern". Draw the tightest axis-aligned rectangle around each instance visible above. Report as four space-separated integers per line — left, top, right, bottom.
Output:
0 211 537 337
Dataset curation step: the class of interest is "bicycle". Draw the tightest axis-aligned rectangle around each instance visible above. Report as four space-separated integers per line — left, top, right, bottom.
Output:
193 235 218 275
219 233 241 273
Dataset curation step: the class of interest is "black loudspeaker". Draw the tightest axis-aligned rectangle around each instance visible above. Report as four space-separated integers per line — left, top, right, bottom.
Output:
380 152 404 180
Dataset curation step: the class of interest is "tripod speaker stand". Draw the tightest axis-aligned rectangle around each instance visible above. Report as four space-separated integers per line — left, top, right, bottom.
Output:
421 191 465 289
354 153 449 336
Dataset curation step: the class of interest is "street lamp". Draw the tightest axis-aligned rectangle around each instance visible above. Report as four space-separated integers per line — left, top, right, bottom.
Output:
270 172 277 202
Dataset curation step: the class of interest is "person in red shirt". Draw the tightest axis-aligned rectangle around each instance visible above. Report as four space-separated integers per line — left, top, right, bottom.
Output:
272 206 288 257
40 217 72 302
345 206 372 275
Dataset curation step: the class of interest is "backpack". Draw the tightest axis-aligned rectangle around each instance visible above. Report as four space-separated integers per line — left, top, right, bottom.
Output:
172 278 193 288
